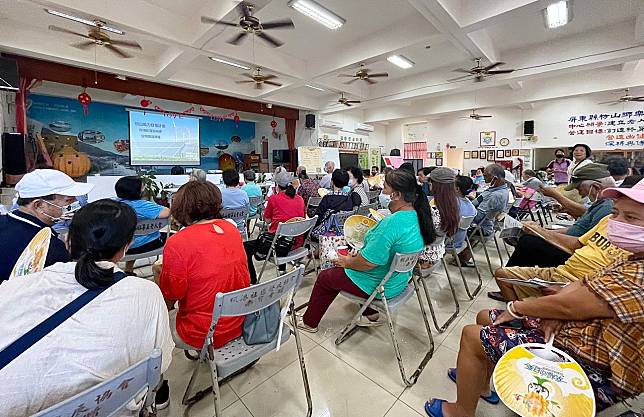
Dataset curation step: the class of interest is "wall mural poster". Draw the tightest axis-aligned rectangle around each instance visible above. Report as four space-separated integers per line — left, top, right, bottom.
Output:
26 94 256 176
566 109 644 148
480 131 496 147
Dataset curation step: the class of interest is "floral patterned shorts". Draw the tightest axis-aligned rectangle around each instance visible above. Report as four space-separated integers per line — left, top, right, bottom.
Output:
480 309 620 411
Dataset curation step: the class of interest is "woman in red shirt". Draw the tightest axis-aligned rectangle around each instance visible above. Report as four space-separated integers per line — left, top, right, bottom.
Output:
159 181 250 349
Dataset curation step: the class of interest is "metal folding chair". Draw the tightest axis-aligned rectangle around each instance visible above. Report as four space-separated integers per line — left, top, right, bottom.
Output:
468 211 506 276
417 236 461 333
354 202 379 217
257 216 318 283
335 252 434 387
34 349 162 417
446 214 483 300
305 196 323 217
121 219 168 263
247 195 264 235
181 268 313 417
366 190 381 204
221 207 250 241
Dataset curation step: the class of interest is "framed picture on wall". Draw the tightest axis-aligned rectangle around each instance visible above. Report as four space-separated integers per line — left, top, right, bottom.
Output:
480 152 487 160
511 149 519 156
504 150 512 157
435 151 444 158
436 158 443 166
487 150 495 161
519 149 530 156
464 151 471 159
480 131 496 147
472 151 479 159
496 150 505 159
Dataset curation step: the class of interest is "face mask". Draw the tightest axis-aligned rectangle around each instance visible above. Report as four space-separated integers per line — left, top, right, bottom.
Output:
556 154 564 159
348 179 354 187
607 219 644 253
379 193 391 209
39 200 81 223
341 185 351 194
587 184 600 203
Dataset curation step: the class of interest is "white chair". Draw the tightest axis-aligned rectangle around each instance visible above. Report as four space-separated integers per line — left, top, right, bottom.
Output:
181 268 313 417
335 252 435 387
446 214 483 299
34 349 162 417
257 216 318 283
221 207 250 241
121 219 168 263
416 236 461 333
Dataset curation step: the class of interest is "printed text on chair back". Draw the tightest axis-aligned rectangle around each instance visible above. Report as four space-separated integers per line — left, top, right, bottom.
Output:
133 219 168 236
221 208 249 222
275 216 318 238
393 252 421 273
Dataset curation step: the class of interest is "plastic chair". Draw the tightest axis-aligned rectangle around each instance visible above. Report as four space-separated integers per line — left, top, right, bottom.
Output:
446 214 483 300
257 216 318 283
335 252 434 387
354 202 380 217
121 219 169 263
221 207 250 241
180 267 312 417
34 349 162 417
416 236 461 333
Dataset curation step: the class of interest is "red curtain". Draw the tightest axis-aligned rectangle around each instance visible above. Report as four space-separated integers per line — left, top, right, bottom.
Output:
285 118 296 171
15 77 35 134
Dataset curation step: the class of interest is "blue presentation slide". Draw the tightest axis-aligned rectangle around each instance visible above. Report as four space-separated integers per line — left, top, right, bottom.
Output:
128 110 200 166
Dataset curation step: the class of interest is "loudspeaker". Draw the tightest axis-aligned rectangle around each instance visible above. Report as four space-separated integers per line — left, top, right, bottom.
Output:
390 148 401 156
523 120 534 136
305 113 315 129
2 132 27 185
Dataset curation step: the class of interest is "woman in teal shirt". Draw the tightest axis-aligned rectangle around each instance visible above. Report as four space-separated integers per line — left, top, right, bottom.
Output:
297 169 437 332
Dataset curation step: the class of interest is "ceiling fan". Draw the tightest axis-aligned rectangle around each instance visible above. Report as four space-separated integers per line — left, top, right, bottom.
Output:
338 64 388 85
236 67 282 89
201 1 294 48
335 93 361 107
598 88 644 105
448 58 515 82
460 109 492 120
48 24 141 58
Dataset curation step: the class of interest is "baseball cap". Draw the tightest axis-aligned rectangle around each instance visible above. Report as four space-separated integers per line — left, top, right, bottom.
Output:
602 178 644 203
16 169 94 198
429 167 456 183
564 163 611 191
275 170 294 187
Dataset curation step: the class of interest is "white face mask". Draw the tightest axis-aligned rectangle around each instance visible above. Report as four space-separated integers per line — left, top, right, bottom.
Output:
348 179 354 187
39 200 81 223
379 193 391 210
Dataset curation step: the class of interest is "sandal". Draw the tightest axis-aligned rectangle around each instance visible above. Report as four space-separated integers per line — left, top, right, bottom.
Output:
424 399 446 417
447 368 500 405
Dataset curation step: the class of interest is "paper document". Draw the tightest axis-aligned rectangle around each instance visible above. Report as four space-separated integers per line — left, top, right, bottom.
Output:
498 277 568 289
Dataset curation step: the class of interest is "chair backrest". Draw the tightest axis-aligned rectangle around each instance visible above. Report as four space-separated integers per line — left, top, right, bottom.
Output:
221 207 249 222
354 202 379 217
379 252 421 287
306 196 323 208
458 214 476 230
133 218 168 236
275 216 318 237
248 196 263 207
366 190 381 203
207 267 305 344
34 349 162 417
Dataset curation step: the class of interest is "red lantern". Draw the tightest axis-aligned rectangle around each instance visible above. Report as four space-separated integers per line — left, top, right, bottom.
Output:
140 98 151 107
77 89 91 116
270 120 277 129
234 114 240 124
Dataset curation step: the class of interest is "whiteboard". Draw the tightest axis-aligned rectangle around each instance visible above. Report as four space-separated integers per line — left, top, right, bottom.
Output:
297 147 340 175
320 147 340 173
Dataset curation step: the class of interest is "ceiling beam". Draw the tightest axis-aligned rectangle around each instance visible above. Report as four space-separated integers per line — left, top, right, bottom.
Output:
10 55 300 119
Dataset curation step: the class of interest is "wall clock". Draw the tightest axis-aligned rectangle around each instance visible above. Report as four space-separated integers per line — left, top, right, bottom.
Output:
500 137 510 147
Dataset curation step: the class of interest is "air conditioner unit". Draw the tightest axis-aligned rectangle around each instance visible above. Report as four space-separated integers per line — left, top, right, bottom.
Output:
320 119 343 129
355 123 374 133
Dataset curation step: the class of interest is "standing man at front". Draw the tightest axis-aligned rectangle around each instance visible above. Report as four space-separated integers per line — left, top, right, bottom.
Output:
319 161 335 189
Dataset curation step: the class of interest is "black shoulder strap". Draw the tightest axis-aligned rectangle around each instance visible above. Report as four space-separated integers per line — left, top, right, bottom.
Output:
0 271 127 371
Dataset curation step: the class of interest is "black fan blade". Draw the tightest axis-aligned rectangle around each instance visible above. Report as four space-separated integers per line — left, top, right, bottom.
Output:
486 69 514 75
235 80 255 84
105 44 132 58
482 62 504 71
447 74 474 82
346 100 361 104
368 72 388 78
264 80 282 87
365 78 376 85
257 31 283 47
261 19 295 30
479 115 492 118
452 68 472 74
239 2 252 19
344 78 359 85
71 41 96 50
344 102 353 107
48 25 89 39
631 96 644 101
228 32 248 45
110 39 142 49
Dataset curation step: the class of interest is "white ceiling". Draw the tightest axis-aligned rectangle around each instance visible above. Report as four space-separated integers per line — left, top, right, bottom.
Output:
0 0 643 122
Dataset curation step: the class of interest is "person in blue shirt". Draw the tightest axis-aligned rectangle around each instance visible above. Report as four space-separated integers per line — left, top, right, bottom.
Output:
220 169 250 232
241 170 262 217
446 175 478 264
114 176 170 273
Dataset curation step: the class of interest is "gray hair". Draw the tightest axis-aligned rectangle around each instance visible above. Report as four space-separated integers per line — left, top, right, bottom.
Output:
244 169 256 182
485 163 505 180
189 169 207 182
581 176 616 190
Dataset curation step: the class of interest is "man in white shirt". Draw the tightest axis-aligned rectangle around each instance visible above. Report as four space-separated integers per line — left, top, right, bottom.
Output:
319 161 335 189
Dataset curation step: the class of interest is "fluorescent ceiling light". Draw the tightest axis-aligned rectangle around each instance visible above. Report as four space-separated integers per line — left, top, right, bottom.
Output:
387 55 415 69
288 0 345 30
46 9 124 34
543 1 572 29
209 57 250 70
304 84 325 91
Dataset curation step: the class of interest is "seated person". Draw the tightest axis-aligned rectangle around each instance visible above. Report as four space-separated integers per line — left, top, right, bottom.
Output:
296 169 432 332
319 161 335 190
296 166 320 207
314 169 361 226
417 167 433 197
159 181 250 350
241 169 262 217
603 155 629 186
348 166 370 206
0 200 174 415
0 169 93 281
221 169 250 230
507 169 543 218
423 182 644 417
114 176 170 272
456 164 509 266
243 171 305 283
420 168 460 269
446 175 477 256
188 168 207 182
368 165 385 190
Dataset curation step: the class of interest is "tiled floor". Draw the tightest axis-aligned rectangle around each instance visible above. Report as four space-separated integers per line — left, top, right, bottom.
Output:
143 240 640 417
